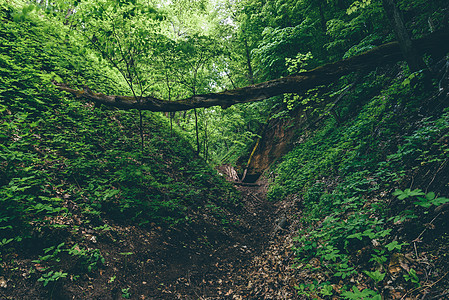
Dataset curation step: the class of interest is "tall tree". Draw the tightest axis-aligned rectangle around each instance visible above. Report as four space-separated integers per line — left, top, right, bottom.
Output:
381 0 426 71
73 0 164 150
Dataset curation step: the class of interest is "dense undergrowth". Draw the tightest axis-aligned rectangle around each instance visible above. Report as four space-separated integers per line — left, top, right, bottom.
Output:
0 4 239 295
268 65 449 298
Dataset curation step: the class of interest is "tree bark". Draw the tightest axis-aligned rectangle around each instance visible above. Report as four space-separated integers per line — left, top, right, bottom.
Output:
318 0 327 33
381 0 426 72
194 108 200 154
55 29 449 112
242 34 255 84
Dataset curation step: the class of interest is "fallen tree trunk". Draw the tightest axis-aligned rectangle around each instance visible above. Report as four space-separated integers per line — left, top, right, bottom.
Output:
55 29 449 112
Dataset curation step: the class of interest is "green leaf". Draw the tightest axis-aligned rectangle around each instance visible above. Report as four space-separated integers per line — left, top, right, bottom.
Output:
319 284 333 296
363 270 385 283
434 197 449 205
385 241 407 251
426 192 435 200
393 188 425 200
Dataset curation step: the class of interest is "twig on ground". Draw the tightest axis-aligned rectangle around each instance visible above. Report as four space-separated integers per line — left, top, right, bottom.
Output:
187 270 204 300
413 212 442 244
401 271 449 300
425 160 447 193
431 289 449 299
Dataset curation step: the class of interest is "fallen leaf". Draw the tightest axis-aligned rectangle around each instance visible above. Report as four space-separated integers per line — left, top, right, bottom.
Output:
389 253 408 273
0 277 7 289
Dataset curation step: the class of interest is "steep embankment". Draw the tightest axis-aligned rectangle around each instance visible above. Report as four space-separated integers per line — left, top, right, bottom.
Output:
242 60 449 298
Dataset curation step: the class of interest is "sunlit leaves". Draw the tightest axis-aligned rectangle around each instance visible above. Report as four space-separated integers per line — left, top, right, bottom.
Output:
252 25 315 80
347 0 372 15
73 0 163 96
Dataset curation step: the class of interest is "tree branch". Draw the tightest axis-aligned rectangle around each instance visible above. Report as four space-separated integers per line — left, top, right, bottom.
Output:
55 29 449 112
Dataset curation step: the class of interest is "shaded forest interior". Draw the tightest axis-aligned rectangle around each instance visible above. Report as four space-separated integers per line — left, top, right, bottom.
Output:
1 0 449 299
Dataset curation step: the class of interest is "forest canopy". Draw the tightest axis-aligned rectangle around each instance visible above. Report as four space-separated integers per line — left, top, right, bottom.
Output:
4 0 449 188
17 0 445 114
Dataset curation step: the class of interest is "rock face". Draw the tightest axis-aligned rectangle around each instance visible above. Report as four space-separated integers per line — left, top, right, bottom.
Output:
242 108 308 183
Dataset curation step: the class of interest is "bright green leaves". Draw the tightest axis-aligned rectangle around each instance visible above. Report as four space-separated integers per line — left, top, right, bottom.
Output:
37 271 68 287
342 286 381 300
32 242 105 287
252 25 316 80
385 240 407 251
363 269 385 283
11 4 36 22
319 284 334 296
347 228 391 241
71 0 244 162
38 71 63 84
403 268 420 287
347 0 372 15
415 192 449 208
74 0 163 96
393 188 425 200
0 1 239 242
285 51 313 74
393 188 449 208
418 193 449 208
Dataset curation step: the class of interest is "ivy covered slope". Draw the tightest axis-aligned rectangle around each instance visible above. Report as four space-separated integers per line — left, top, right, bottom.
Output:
267 62 449 296
0 5 239 299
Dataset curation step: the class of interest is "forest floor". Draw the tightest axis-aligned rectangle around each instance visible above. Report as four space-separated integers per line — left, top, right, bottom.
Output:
7 166 448 299
136 173 305 300
4 158 449 300
1 170 303 300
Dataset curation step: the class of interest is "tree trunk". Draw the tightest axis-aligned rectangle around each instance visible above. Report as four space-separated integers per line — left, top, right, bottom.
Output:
204 115 208 161
318 1 327 33
55 29 449 112
139 110 144 150
242 33 255 84
381 0 426 72
194 108 200 155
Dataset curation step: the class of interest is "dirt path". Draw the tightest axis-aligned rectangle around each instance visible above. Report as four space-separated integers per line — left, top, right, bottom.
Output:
126 172 302 300
166 175 303 300
222 181 301 300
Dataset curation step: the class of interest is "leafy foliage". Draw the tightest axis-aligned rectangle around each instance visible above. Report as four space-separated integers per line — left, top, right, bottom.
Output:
270 58 449 296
